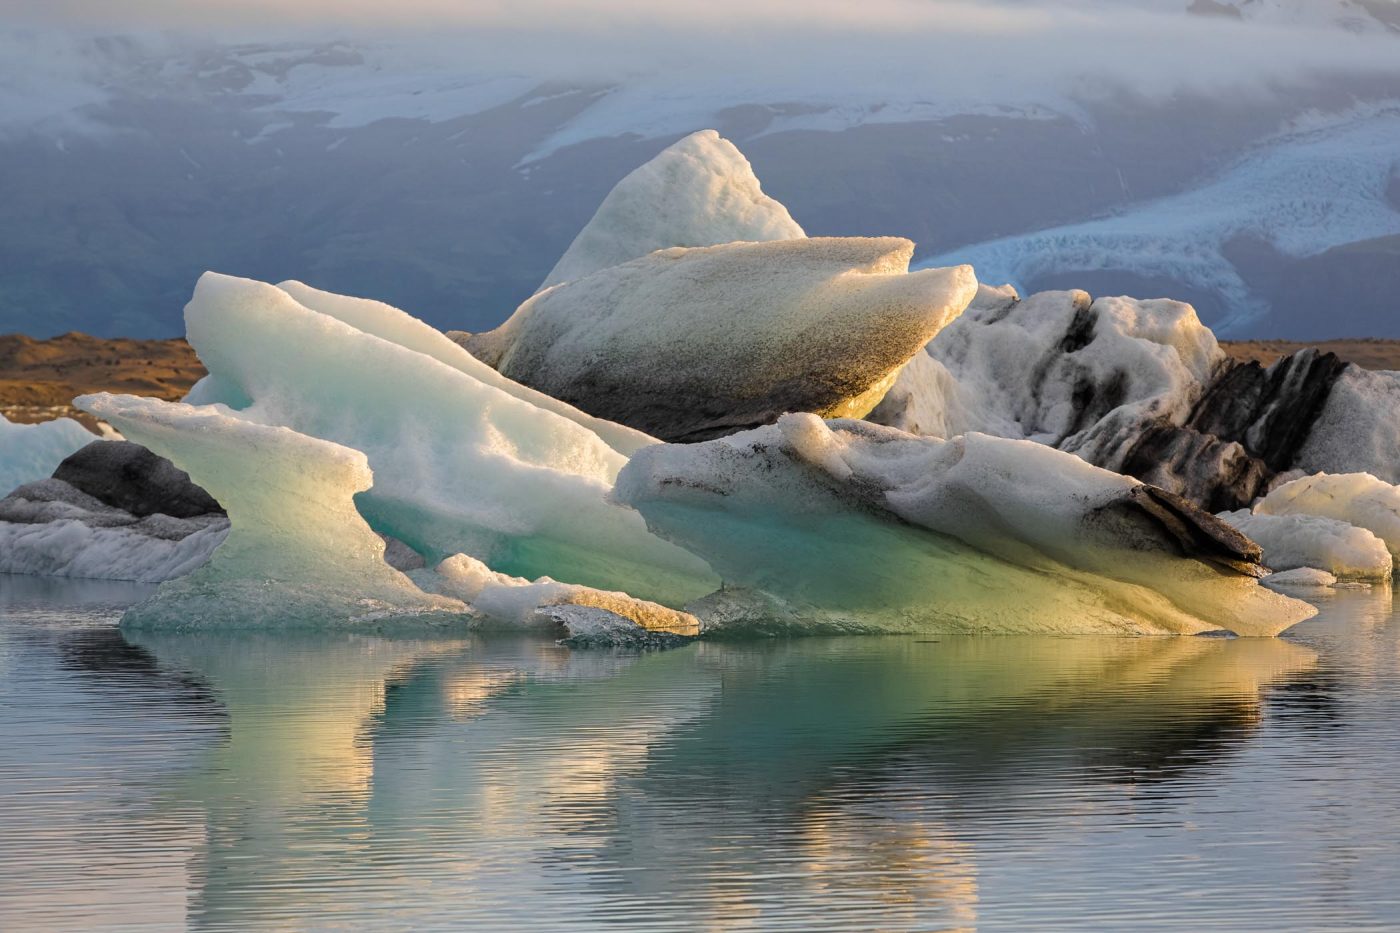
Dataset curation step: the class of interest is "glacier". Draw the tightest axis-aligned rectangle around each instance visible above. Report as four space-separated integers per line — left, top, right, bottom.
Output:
923 106 1400 335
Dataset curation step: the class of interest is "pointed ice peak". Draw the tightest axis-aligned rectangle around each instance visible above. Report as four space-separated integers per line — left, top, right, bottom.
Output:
539 129 804 290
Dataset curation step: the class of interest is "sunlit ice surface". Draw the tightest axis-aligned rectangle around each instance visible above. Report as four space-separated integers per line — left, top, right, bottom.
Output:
2 579 1399 930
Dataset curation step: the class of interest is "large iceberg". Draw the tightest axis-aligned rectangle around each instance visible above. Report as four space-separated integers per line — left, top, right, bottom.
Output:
177 272 717 606
77 392 469 629
478 238 977 441
615 414 1314 637
537 128 804 291
868 285 1397 514
0 412 101 498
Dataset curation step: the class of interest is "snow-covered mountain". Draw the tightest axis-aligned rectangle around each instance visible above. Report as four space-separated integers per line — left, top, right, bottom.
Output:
1186 0 1400 32
2 7 1400 339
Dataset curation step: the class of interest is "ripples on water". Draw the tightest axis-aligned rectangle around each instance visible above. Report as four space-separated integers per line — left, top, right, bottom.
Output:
1 576 1399 931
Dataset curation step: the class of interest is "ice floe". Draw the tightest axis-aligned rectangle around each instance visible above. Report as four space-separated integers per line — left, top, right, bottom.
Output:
1255 472 1400 565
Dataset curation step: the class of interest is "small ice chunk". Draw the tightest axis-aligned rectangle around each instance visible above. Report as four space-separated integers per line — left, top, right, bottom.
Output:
1255 472 1400 565
1217 509 1391 581
414 553 701 635
1263 568 1337 589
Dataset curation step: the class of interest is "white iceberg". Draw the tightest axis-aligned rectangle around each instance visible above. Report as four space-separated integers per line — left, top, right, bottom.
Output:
615 414 1314 637
0 476 227 582
412 553 700 636
1216 508 1392 582
480 238 977 441
538 128 804 291
0 412 102 498
1255 472 1400 565
873 288 1223 464
77 393 469 629
178 272 717 607
1294 367 1400 486
1262 568 1339 590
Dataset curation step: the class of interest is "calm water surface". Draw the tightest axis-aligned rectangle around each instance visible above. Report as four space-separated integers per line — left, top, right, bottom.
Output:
2 575 1399 931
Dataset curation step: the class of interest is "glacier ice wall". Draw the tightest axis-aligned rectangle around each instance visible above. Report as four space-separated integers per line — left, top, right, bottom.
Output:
921 107 1400 334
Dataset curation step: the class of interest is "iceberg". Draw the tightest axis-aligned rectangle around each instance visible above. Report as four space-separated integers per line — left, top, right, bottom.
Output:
537 128 804 291
0 476 227 582
1254 472 1400 565
177 272 717 606
1216 508 1392 582
872 288 1222 458
480 238 977 441
615 414 1315 636
77 393 470 629
867 286 1400 515
1294 366 1400 486
1262 568 1339 590
412 553 700 636
0 412 102 498
268 279 654 457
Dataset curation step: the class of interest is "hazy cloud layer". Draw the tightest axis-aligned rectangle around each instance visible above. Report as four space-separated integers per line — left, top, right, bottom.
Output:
5 1 1400 119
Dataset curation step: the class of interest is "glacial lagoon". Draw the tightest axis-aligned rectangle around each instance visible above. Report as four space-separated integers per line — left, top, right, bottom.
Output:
0 578 1397 931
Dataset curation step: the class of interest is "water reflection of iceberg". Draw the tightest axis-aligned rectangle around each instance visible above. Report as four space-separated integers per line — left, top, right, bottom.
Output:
120 629 1317 930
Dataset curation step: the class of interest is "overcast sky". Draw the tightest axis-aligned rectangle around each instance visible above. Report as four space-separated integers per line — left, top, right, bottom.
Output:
6 1 1400 107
